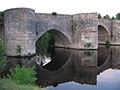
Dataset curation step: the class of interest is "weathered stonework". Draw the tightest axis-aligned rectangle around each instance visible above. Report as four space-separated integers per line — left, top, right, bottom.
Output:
71 13 98 49
2 8 120 56
4 8 36 56
111 20 120 45
35 13 72 48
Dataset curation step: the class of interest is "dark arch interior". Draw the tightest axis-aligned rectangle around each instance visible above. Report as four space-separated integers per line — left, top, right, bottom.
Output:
36 29 71 56
48 29 71 48
98 25 109 44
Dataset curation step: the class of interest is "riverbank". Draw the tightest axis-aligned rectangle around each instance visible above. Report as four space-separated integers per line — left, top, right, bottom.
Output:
0 78 42 90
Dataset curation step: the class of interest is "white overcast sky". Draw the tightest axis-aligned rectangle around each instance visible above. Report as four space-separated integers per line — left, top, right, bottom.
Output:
1 0 120 17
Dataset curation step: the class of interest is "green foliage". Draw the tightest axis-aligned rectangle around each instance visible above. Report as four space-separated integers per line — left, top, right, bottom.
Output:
105 40 110 47
114 13 120 20
0 39 5 56
103 15 110 20
0 39 6 70
99 13 120 20
0 11 4 24
111 16 116 20
0 78 41 90
98 13 102 19
84 42 91 48
84 51 91 56
8 65 37 85
36 32 54 56
116 13 120 20
16 45 21 54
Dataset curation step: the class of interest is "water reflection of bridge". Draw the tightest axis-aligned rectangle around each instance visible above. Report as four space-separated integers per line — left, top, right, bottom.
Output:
6 46 120 87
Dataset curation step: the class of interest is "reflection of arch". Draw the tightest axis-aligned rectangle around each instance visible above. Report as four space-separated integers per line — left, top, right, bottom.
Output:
97 56 111 74
36 54 73 87
98 23 110 44
97 46 111 74
97 46 110 67
36 29 71 48
43 48 71 71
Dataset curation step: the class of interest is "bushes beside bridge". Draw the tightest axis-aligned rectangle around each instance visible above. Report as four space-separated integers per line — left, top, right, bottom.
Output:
0 39 6 71
0 78 41 90
0 39 41 90
0 11 4 24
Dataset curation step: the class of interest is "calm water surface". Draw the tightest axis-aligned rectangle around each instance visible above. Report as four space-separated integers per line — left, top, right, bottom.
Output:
3 45 120 90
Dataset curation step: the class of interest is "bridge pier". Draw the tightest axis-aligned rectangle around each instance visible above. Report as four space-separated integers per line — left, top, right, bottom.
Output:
4 8 36 56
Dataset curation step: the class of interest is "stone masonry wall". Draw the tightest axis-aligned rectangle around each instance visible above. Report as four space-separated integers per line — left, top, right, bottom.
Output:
71 13 98 49
111 20 120 45
4 8 36 56
35 13 72 48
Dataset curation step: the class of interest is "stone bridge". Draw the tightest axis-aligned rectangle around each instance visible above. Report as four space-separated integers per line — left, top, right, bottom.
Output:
1 8 120 56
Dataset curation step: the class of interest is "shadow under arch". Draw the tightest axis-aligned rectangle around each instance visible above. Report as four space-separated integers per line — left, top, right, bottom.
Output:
98 25 110 44
35 29 71 48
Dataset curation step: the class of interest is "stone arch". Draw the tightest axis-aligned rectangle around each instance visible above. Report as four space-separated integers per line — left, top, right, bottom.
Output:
98 23 110 44
35 29 71 48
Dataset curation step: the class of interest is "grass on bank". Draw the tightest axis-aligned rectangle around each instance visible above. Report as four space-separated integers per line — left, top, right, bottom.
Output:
0 78 42 90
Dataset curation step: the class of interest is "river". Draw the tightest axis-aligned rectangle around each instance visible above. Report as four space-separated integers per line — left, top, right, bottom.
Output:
1 45 120 90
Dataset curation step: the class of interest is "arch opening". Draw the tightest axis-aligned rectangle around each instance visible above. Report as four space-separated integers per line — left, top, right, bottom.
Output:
35 29 71 56
98 25 110 44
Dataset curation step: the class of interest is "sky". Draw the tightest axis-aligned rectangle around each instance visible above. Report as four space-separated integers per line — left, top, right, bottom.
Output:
1 0 120 17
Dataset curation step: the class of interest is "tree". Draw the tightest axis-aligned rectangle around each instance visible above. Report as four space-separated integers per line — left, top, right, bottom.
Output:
103 15 110 20
36 32 54 56
98 13 102 19
116 13 120 20
0 39 6 70
0 11 4 24
111 16 116 20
